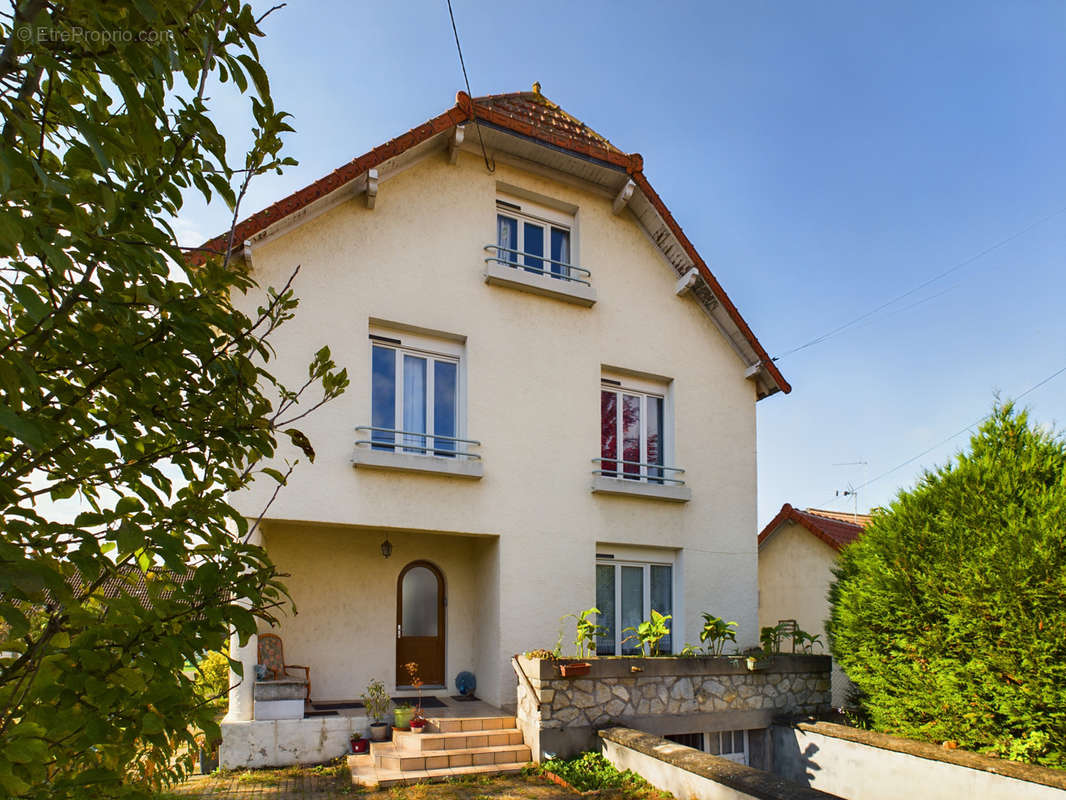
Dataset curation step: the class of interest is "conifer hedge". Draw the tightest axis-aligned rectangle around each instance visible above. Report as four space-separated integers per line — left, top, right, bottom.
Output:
828 404 1066 767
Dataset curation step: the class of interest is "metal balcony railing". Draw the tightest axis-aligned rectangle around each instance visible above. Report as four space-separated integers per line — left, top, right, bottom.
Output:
355 426 482 460
591 457 686 486
484 244 592 286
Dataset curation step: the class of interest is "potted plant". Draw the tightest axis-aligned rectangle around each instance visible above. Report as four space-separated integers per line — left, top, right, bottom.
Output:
349 735 369 754
402 662 427 733
393 701 414 731
556 607 603 677
361 679 391 742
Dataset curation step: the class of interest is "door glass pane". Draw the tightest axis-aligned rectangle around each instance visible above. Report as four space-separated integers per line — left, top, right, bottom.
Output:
600 390 618 477
371 346 396 450
620 566 643 654
433 360 457 456
721 731 734 754
401 566 438 637
734 730 746 753
650 565 673 653
647 396 664 483
596 565 616 655
497 215 518 264
403 355 426 452
622 394 641 479
550 227 570 279
706 732 721 755
523 222 544 274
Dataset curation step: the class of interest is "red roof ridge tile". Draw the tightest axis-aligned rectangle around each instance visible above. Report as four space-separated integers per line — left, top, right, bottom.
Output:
758 502 867 552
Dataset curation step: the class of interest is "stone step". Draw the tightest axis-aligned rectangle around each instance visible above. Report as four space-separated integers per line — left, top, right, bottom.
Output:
372 741 532 771
427 715 516 733
349 753 527 788
393 726 524 752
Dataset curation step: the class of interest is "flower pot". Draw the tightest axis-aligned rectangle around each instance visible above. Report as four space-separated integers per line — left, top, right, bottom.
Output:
393 706 415 730
558 661 591 678
369 722 389 742
349 737 369 754
410 722 426 734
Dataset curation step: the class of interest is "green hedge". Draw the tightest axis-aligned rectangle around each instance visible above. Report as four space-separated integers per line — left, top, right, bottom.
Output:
828 404 1066 767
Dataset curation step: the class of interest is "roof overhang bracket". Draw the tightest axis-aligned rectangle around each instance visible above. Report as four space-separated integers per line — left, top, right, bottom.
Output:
612 180 635 215
449 125 465 165
744 363 764 380
242 239 253 268
364 168 379 209
674 267 700 296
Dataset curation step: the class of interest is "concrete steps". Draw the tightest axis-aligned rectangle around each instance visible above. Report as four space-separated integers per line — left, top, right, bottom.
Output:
349 715 530 788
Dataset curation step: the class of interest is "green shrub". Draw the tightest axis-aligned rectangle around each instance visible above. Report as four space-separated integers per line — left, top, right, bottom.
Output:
194 651 232 711
828 404 1066 767
540 752 654 792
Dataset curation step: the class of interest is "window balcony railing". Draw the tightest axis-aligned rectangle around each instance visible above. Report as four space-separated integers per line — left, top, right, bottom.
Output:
354 426 482 460
591 458 686 486
483 244 592 287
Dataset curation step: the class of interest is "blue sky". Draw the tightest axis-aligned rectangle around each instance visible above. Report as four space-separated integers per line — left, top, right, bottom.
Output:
179 1 1066 528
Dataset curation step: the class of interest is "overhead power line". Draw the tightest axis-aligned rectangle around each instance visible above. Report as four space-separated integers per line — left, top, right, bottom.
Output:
445 0 494 173
814 361 1066 510
774 204 1066 360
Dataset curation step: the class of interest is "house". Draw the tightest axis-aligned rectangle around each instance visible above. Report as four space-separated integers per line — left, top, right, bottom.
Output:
757 503 871 706
205 84 798 772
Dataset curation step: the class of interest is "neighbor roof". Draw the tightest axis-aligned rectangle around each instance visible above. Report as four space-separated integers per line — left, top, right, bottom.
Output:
758 503 871 552
192 86 790 398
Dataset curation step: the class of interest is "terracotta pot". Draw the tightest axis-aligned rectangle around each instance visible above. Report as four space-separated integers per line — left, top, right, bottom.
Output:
369 722 389 742
558 661 591 677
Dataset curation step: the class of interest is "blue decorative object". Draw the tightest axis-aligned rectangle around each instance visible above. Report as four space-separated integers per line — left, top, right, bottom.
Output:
455 671 476 696
254 663 268 681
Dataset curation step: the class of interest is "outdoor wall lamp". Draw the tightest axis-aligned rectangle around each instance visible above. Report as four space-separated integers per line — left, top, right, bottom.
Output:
380 536 392 559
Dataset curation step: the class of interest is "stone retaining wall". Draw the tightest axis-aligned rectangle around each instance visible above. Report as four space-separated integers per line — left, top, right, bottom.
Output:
515 654 831 760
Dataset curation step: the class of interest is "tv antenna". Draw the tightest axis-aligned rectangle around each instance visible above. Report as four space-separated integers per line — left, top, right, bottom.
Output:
833 460 869 520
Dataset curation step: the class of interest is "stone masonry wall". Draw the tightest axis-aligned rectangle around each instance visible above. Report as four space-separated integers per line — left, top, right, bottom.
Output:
514 654 831 760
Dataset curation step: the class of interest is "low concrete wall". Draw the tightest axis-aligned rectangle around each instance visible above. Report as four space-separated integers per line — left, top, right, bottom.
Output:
599 727 842 800
772 721 1066 800
220 714 370 768
516 654 831 760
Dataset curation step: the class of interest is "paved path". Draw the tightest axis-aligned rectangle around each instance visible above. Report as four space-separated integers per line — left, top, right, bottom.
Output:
168 772 348 798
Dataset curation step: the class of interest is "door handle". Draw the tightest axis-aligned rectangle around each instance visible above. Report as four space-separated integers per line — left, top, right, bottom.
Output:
397 624 402 639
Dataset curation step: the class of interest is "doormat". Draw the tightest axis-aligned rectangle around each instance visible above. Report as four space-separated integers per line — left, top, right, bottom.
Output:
305 710 338 717
311 701 364 710
450 695 479 702
392 696 446 708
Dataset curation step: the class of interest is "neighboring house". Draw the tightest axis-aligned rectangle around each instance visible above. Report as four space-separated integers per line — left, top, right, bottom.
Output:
202 84 793 769
757 503 871 706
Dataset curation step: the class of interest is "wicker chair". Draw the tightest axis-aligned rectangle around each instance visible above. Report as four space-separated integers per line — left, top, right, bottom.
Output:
257 633 311 699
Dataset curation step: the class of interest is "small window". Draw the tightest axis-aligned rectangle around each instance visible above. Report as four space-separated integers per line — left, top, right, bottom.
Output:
600 384 665 483
371 343 460 457
705 730 749 765
595 559 673 655
494 200 576 282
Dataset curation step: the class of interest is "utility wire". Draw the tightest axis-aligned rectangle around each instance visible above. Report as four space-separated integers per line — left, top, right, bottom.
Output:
446 0 494 173
814 361 1066 511
773 204 1066 360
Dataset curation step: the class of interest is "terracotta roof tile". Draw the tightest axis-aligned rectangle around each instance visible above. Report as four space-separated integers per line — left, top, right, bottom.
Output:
474 88 624 154
758 503 869 552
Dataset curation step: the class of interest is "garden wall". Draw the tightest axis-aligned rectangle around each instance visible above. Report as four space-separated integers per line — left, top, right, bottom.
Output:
771 721 1066 800
514 654 831 760
599 726 842 800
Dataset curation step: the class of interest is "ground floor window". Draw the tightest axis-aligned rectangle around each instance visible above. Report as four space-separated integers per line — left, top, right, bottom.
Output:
665 729 749 765
595 559 672 655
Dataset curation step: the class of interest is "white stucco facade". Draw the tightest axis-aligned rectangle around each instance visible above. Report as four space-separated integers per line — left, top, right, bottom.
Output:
221 107 782 738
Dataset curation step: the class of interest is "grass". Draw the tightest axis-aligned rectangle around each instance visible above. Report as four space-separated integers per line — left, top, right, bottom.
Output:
164 758 673 799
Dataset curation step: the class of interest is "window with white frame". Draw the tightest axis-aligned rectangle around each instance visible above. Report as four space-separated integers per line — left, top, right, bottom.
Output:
595 557 673 655
599 379 665 483
664 730 750 765
370 338 460 457
495 198 575 282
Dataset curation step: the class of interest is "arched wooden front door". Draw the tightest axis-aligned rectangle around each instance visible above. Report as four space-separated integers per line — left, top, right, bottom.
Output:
396 561 445 687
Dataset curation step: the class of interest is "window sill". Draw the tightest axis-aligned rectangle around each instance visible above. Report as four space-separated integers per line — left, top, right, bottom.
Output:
352 448 484 479
590 476 691 503
483 261 597 307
